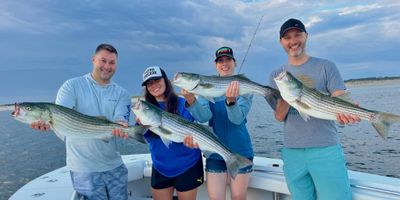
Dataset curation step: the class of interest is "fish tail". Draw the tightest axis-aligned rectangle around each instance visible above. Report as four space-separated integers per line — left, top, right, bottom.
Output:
124 125 150 144
372 112 400 139
262 86 281 110
226 154 253 179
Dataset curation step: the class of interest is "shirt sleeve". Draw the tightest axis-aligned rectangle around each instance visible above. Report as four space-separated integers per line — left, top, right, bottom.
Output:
178 98 194 122
226 94 253 125
113 89 131 123
324 61 346 94
55 79 76 109
185 96 212 123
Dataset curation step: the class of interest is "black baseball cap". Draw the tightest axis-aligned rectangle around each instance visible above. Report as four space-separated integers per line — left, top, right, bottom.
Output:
214 46 235 62
280 18 307 38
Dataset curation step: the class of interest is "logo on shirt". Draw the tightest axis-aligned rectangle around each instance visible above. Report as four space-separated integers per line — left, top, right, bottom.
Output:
124 105 131 121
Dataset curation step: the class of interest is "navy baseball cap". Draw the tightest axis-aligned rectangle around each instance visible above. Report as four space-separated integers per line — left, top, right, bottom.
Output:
280 18 307 38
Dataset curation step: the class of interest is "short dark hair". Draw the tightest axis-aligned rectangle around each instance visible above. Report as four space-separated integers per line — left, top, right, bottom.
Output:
95 43 118 56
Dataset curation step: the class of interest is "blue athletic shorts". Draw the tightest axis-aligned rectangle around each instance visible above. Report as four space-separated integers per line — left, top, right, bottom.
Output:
205 157 253 174
282 144 351 200
70 164 128 200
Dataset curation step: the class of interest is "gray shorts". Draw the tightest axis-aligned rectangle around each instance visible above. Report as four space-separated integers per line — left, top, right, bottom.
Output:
70 164 128 200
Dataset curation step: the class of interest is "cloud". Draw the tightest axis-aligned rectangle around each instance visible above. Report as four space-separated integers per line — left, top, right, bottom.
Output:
337 3 383 16
0 0 399 97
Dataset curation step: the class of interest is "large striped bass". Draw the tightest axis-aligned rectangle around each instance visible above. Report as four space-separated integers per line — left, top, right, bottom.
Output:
11 102 148 143
132 100 253 178
274 71 400 139
172 72 280 106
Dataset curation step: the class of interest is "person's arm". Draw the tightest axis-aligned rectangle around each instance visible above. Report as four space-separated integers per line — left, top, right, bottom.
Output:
226 93 253 125
274 98 290 122
111 89 131 139
332 90 361 125
269 70 289 122
182 89 212 123
326 62 361 125
223 81 250 124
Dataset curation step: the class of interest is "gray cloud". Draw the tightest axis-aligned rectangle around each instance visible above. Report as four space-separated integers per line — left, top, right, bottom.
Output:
0 0 399 97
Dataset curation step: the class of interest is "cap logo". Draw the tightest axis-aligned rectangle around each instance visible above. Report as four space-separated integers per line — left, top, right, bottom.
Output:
143 68 157 80
217 48 232 55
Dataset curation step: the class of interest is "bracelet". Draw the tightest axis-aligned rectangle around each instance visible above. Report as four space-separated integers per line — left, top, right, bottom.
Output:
226 100 236 106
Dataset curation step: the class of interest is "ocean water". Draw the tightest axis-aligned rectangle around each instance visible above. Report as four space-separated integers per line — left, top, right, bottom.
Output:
1 84 400 199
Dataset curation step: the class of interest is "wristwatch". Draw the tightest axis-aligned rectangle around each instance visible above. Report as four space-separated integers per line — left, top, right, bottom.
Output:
226 100 236 106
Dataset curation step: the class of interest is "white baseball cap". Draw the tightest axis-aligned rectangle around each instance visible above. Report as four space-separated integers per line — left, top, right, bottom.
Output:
142 66 165 86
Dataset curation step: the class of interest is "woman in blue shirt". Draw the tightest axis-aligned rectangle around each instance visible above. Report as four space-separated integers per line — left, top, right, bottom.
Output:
140 66 203 200
182 47 254 200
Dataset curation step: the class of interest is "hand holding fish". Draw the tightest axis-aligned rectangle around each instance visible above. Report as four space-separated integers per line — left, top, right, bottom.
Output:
30 121 51 131
181 89 196 105
226 81 239 104
112 121 129 139
336 113 361 125
332 91 362 125
183 135 199 149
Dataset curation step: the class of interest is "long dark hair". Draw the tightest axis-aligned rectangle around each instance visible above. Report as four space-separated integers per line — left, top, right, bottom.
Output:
144 69 179 114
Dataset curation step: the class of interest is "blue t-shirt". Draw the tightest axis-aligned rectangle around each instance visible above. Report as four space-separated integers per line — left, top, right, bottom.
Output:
187 94 254 160
269 57 346 148
55 73 131 172
144 97 202 177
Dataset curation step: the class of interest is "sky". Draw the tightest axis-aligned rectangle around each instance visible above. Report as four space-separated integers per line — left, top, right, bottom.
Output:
0 0 399 102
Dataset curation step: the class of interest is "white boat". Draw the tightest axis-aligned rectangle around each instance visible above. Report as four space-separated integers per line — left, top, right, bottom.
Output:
9 154 400 200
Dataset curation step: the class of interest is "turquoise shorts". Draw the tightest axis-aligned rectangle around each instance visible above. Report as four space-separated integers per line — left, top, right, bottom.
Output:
70 164 128 200
282 144 351 200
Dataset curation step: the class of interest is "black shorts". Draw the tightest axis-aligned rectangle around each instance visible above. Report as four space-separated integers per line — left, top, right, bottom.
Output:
151 157 204 192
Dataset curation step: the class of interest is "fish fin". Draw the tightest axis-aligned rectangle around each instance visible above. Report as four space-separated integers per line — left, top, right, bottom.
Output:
160 137 172 148
158 126 173 135
95 116 108 120
125 125 150 144
101 137 111 143
335 92 355 104
202 150 214 158
205 96 215 103
233 74 251 81
295 100 311 110
263 87 281 110
226 154 253 179
154 126 173 148
198 82 214 89
298 111 310 122
372 112 400 139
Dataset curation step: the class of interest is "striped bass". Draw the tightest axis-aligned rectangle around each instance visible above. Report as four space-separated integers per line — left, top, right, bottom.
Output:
274 71 400 139
171 72 280 106
132 100 253 178
11 102 148 143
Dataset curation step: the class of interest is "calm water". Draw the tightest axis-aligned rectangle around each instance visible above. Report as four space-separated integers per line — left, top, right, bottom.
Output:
1 84 400 199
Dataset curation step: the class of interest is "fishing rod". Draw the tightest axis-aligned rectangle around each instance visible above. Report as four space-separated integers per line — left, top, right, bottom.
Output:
238 15 264 73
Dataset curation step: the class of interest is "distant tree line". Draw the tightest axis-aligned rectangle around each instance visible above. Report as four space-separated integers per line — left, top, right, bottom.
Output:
345 76 400 83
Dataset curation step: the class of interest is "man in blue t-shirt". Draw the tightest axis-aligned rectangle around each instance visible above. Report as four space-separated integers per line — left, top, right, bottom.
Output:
269 18 360 200
30 44 131 200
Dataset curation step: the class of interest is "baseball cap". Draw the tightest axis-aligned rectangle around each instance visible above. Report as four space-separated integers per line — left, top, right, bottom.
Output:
214 46 235 62
141 66 166 86
280 18 307 38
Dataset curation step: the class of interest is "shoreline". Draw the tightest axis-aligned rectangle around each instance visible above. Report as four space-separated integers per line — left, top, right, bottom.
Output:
345 79 400 87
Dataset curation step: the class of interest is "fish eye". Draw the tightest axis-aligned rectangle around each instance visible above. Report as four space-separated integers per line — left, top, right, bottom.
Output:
26 107 31 111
